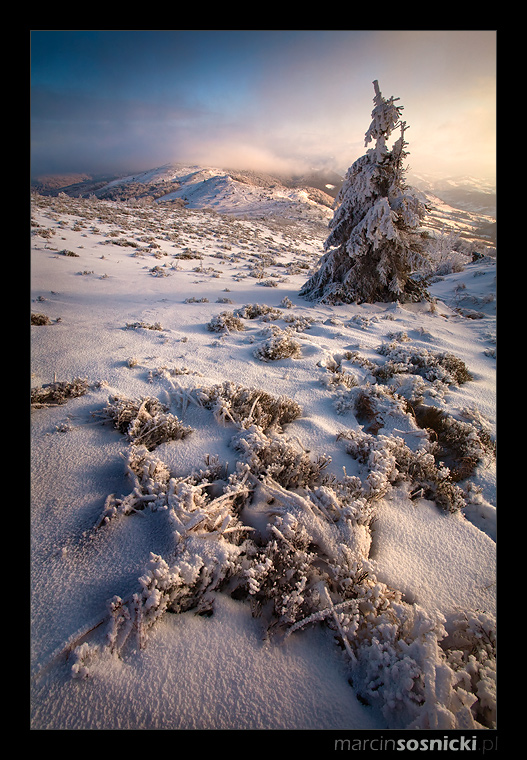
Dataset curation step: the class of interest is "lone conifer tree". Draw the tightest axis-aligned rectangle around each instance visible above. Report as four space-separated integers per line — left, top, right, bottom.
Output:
300 81 430 304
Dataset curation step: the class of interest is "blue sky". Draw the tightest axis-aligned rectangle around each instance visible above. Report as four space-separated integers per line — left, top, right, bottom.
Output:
30 30 496 180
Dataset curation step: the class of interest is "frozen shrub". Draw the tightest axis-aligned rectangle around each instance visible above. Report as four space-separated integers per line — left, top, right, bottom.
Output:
238 521 317 625
93 457 255 648
113 239 137 247
125 321 163 331
207 311 245 333
441 611 496 729
283 313 315 331
321 356 359 392
232 425 330 489
376 342 473 385
174 249 203 260
234 303 282 320
70 642 101 679
254 329 302 362
96 394 193 450
59 249 79 257
339 428 466 512
185 381 302 432
229 474 376 633
96 446 250 532
149 265 170 277
148 365 203 382
334 383 410 433
70 408 492 728
408 402 496 481
323 368 359 392
31 313 52 325
31 377 90 407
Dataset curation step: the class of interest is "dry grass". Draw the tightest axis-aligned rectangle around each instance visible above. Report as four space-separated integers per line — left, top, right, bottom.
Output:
31 377 90 407
207 311 246 333
31 313 52 326
254 330 302 361
407 402 496 482
96 395 193 450
193 382 302 432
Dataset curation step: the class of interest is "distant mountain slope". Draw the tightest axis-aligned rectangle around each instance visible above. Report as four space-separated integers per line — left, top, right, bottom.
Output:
31 163 496 248
408 172 496 217
93 164 336 224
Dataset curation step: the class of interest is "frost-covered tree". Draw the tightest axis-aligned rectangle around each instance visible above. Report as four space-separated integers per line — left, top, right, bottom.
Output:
300 81 430 304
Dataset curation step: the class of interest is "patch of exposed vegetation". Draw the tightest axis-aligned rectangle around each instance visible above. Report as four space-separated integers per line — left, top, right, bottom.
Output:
95 395 193 450
31 313 52 326
375 342 473 385
207 311 246 333
31 377 90 407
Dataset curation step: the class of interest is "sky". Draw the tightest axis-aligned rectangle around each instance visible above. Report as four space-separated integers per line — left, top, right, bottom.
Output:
30 30 497 181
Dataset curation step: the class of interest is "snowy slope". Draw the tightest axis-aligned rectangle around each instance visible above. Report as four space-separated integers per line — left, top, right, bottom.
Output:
408 172 496 216
30 182 496 731
97 163 334 224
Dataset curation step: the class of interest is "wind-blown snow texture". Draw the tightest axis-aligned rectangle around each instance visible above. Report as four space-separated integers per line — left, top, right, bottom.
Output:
31 169 496 731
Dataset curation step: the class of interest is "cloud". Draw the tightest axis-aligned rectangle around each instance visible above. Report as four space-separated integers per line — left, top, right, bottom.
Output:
31 31 496 180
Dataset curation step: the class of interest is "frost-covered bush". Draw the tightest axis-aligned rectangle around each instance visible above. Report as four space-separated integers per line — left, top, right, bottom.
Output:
95 445 249 534
441 611 496 729
283 313 315 332
149 265 171 277
31 312 52 325
207 311 245 333
409 403 496 482
181 381 302 433
339 428 466 512
234 303 282 321
31 377 90 407
337 384 411 433
254 329 302 362
323 367 359 392
59 248 79 257
238 519 318 625
70 642 101 679
376 341 473 386
125 321 163 331
232 425 330 489
96 395 193 450
92 456 255 650
73 407 493 728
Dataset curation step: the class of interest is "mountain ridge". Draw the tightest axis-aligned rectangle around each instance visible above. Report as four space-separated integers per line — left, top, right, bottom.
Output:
31 163 495 213
31 162 496 246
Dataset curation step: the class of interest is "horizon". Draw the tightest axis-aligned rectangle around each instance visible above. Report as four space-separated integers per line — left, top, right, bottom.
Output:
30 30 496 183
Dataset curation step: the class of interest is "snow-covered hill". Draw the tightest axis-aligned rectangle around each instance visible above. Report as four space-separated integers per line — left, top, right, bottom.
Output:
33 163 496 250
409 172 496 217
30 173 496 732
96 163 335 224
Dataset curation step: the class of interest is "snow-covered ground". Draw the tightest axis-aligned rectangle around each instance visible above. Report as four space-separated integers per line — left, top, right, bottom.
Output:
30 186 496 731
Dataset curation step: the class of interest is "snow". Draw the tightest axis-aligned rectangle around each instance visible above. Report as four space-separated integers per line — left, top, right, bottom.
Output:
371 489 496 616
30 178 496 731
31 594 382 730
